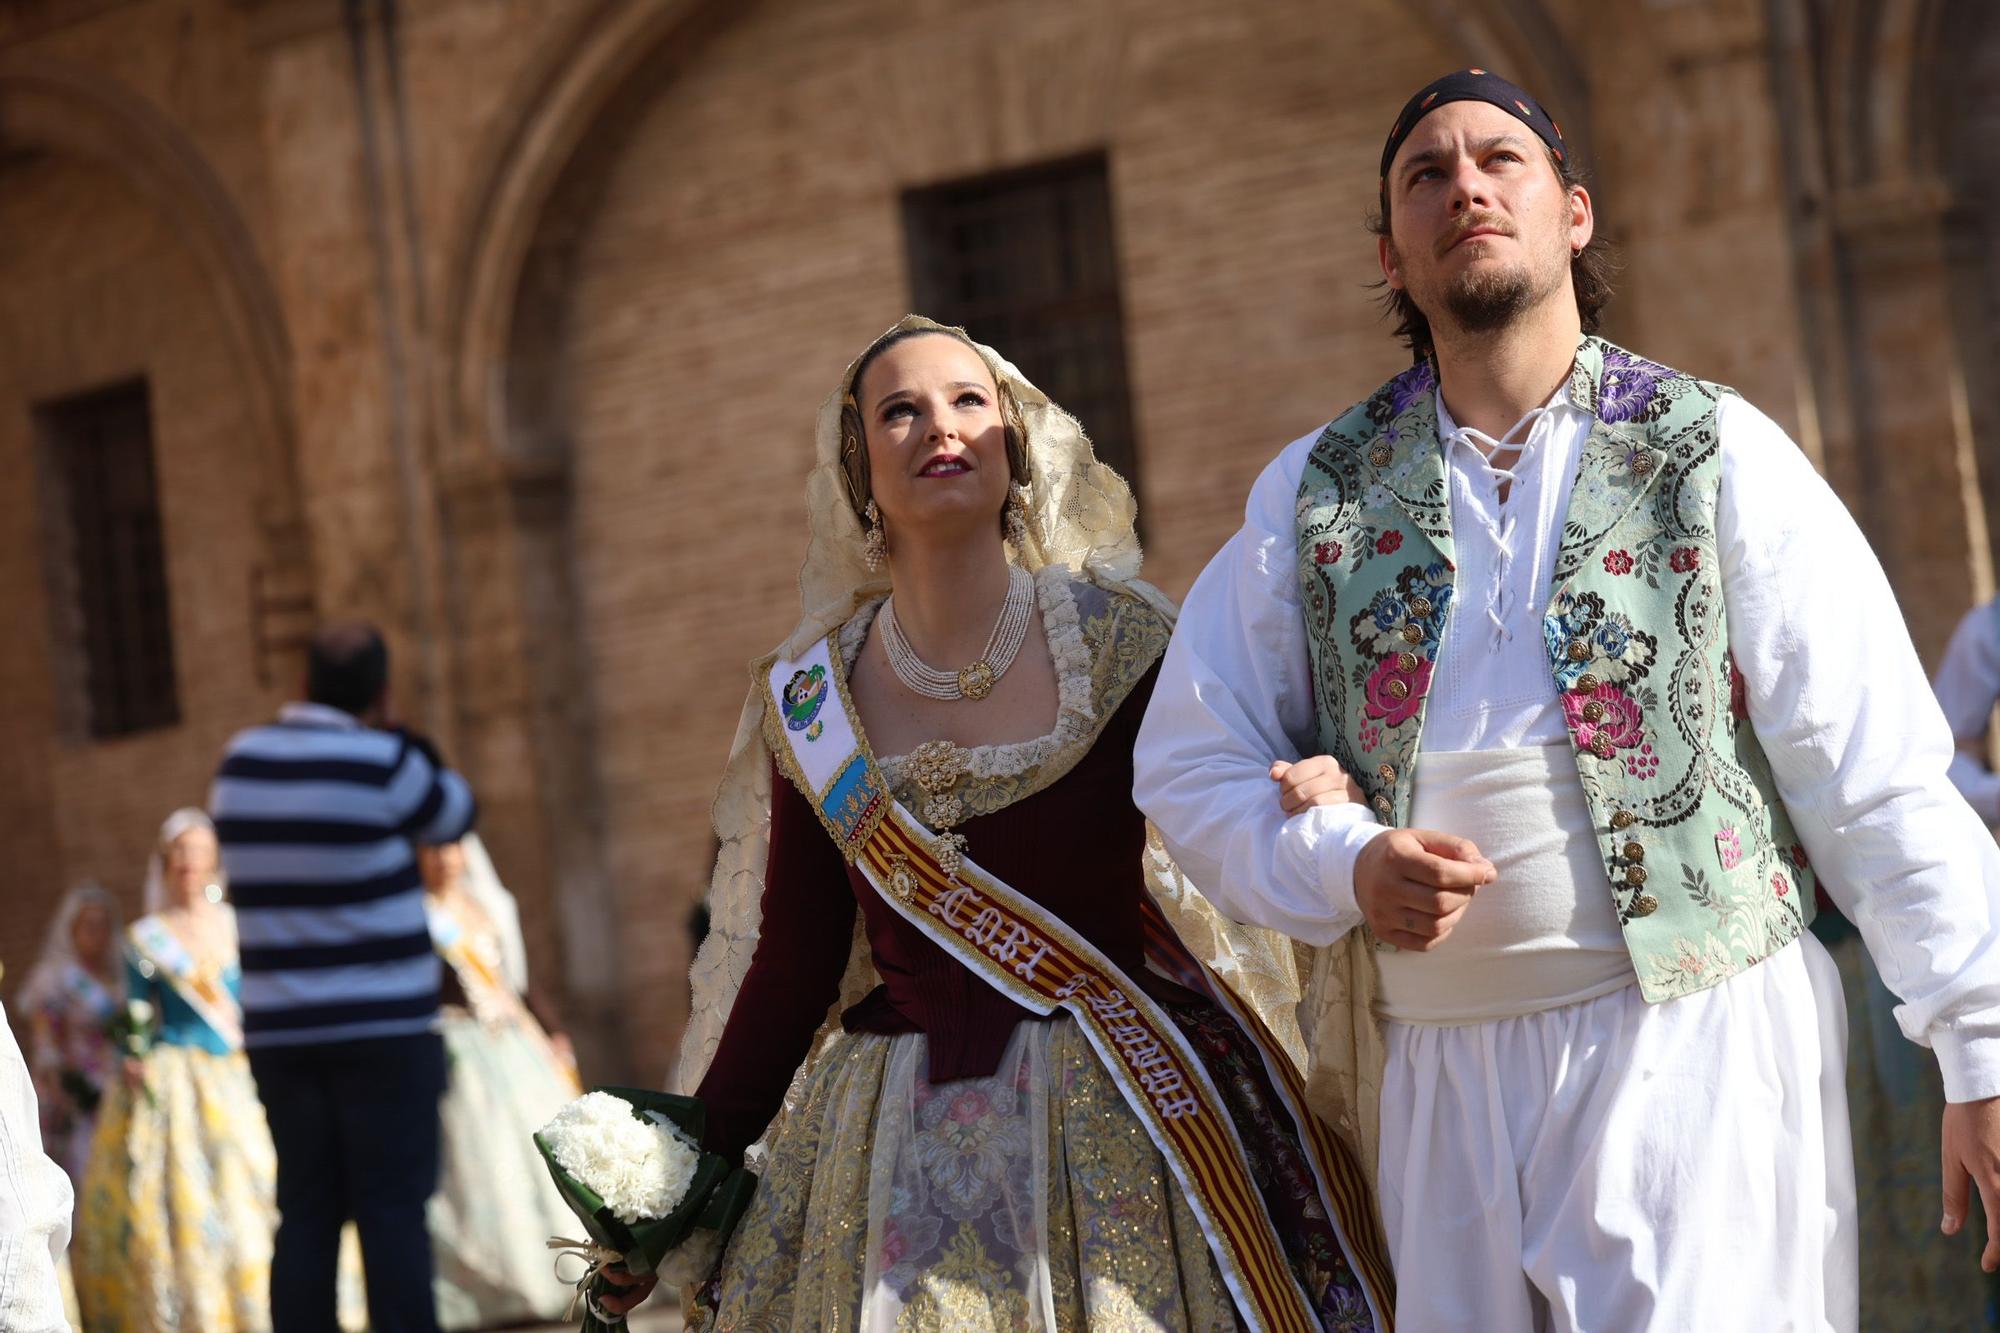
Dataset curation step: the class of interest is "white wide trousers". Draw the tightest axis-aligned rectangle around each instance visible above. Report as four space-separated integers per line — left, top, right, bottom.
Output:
1377 934 1858 1332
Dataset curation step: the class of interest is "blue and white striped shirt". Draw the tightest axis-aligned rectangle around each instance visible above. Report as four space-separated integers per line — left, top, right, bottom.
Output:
210 702 477 1048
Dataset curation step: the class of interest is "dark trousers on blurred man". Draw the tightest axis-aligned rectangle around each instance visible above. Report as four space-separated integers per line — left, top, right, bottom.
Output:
250 1033 448 1333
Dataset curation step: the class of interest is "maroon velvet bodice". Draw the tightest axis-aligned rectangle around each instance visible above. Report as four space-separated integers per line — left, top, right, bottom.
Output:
695 666 1159 1159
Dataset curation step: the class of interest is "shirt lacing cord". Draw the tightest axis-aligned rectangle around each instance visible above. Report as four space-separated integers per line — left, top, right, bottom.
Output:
1443 405 1560 650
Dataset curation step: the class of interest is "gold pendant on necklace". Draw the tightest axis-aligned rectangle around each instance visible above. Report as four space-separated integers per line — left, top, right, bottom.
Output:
956 660 996 700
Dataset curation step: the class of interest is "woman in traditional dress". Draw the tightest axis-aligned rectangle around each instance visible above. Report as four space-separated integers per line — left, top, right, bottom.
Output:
421 832 580 1328
20 882 122 1188
72 808 278 1331
608 317 1393 1331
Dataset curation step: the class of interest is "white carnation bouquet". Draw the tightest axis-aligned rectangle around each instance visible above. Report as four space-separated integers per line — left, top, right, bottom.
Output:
535 1088 755 1330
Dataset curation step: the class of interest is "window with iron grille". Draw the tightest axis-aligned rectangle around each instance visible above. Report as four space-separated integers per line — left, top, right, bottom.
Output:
903 154 1143 502
36 379 179 739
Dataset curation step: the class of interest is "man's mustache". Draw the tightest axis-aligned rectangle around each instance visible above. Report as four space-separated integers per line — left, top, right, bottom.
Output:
1437 212 1516 258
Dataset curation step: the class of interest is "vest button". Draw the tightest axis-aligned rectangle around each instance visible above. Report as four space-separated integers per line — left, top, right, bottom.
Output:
1567 640 1592 663
1611 808 1636 829
1377 762 1397 782
1395 651 1419 673
1624 864 1649 886
1582 700 1607 723
1632 453 1655 476
1401 623 1425 645
1629 893 1660 917
1623 841 1645 863
1408 595 1433 617
1370 446 1394 467
1372 794 1393 817
1385 678 1411 702
1591 736 1615 759
1575 673 1601 694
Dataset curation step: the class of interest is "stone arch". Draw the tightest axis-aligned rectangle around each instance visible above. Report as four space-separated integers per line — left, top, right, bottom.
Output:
1766 0 1992 655
1923 1 2000 602
0 60 315 955
0 58 303 534
437 0 738 465
430 0 744 1080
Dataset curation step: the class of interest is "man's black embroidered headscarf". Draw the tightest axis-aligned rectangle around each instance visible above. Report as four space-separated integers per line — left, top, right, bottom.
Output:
1380 68 1567 180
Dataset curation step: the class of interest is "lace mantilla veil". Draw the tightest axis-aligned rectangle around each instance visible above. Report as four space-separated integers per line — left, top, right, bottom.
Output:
674 316 1382 1182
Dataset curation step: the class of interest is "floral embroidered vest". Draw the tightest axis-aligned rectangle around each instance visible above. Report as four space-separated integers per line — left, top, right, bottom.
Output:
1295 336 1815 1002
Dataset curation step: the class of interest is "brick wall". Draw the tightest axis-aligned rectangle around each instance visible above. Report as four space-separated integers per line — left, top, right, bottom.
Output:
0 151 284 961
0 0 1978 1086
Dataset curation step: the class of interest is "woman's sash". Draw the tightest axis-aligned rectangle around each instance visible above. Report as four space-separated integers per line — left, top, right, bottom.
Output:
428 899 581 1091
767 637 1393 1333
127 915 244 1052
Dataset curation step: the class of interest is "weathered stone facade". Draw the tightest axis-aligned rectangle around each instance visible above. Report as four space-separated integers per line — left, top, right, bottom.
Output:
0 0 1990 1082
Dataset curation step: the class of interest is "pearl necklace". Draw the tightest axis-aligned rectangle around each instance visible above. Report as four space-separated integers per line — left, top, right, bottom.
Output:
881 565 1033 701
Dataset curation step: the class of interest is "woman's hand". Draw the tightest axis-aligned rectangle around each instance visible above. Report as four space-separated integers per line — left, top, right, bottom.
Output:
597 1266 659 1317
1269 756 1365 816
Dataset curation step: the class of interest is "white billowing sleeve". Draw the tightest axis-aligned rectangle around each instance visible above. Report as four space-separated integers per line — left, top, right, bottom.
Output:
1933 601 2000 822
1134 430 1387 946
1717 395 2000 1102
0 1004 72 1333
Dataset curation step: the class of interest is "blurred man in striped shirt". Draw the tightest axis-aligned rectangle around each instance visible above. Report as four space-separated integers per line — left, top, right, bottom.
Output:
210 620 474 1333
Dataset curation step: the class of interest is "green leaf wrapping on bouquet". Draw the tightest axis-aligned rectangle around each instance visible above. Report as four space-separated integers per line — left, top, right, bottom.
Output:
696 1162 756 1238
534 1087 759 1329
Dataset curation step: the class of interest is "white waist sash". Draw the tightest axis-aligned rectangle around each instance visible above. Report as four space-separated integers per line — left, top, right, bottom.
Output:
1375 744 1636 1025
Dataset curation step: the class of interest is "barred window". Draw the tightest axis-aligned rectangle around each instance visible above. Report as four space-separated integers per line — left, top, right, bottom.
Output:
36 380 179 739
903 154 1143 502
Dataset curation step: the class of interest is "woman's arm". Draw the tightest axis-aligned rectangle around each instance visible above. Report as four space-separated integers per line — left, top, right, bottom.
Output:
693 758 859 1161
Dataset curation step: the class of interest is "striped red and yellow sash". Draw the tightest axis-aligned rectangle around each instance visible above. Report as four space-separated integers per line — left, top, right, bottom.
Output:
766 637 1393 1333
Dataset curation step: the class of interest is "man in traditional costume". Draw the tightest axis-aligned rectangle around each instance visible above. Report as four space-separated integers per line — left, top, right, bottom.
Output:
1134 69 2000 1330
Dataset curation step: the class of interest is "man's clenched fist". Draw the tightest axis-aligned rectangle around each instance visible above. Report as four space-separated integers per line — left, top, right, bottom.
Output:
1354 828 1496 951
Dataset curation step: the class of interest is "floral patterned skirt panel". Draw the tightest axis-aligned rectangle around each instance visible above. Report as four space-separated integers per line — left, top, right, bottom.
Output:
72 1045 279 1333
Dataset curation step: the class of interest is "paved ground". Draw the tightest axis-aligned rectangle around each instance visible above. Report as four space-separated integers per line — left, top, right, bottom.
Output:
524 1301 681 1331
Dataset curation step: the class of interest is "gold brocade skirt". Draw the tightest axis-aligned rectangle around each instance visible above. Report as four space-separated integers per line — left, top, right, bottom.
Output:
694 1018 1243 1332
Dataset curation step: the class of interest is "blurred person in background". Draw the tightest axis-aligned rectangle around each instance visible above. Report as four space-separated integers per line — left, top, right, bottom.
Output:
212 619 473 1333
1936 592 2000 828
20 884 122 1188
73 810 278 1331
420 832 578 1329
0 990 77 1333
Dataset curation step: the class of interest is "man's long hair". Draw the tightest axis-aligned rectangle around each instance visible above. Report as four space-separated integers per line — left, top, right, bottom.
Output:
1366 148 1616 360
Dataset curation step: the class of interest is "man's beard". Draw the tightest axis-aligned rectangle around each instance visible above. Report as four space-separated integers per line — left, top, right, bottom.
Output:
1402 237 1571 338
1444 263 1539 333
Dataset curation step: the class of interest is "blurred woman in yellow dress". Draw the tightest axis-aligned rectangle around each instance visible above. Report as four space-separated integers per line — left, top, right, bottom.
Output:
73 808 278 1331
421 833 580 1328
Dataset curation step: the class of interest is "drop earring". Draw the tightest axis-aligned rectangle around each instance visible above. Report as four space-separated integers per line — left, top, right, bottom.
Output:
863 501 887 571
1004 488 1030 551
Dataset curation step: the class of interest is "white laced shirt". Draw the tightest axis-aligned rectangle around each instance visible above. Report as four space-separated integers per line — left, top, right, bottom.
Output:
1134 378 2000 1101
